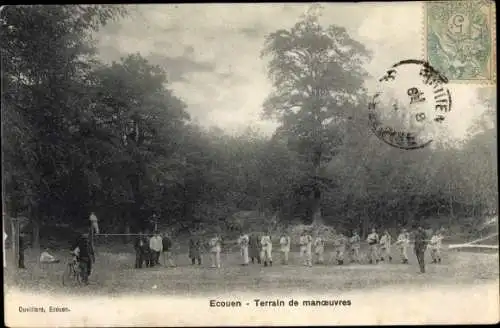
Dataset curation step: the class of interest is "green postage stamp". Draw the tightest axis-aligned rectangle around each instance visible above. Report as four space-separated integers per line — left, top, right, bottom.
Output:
425 0 496 83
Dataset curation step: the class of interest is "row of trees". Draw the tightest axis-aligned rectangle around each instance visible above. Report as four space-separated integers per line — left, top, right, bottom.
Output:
2 6 497 249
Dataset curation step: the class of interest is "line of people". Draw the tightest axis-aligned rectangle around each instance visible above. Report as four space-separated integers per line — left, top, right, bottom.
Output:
134 227 445 272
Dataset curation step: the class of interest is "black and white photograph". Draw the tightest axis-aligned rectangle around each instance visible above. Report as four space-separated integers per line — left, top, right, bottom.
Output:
2 2 498 326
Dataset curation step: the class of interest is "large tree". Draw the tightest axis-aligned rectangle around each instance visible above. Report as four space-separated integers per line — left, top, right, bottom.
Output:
260 5 371 224
1 5 126 247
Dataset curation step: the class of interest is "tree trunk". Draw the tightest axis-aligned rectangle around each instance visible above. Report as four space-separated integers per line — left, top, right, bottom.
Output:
312 188 323 226
11 219 17 267
311 156 323 226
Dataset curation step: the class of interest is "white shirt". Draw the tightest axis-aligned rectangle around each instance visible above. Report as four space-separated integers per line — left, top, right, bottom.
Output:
239 234 249 247
367 232 379 244
300 235 312 246
89 213 99 234
314 237 324 248
210 237 221 252
429 234 443 249
261 235 272 248
280 236 290 250
380 234 391 247
350 234 361 247
149 235 163 252
397 233 410 246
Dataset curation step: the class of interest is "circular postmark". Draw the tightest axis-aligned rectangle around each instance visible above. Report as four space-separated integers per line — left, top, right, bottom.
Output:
368 59 453 150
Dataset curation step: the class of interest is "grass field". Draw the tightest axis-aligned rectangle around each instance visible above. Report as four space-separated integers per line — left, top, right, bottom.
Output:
4 244 499 297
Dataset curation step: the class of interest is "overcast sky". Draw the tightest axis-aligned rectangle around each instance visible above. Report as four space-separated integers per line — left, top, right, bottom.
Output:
94 3 494 141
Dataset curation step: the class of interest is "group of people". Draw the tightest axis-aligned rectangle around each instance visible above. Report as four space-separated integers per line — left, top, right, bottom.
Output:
134 231 176 268
182 226 445 273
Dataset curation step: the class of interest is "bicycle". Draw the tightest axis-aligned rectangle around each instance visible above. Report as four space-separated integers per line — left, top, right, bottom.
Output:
62 253 82 286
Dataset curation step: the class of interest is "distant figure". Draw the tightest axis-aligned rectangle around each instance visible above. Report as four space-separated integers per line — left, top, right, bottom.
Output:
366 228 379 264
299 231 313 267
349 231 361 263
134 231 148 268
395 228 410 264
188 233 202 265
313 233 325 264
144 233 154 268
40 249 60 263
18 233 26 269
379 230 392 262
279 233 291 265
89 212 99 234
414 226 429 273
429 228 444 264
260 231 273 267
71 232 94 284
238 231 250 266
249 233 261 264
335 233 347 265
209 233 222 268
162 232 176 267
149 231 163 266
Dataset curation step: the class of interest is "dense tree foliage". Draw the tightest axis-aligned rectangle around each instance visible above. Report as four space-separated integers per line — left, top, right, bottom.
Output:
1 6 496 248
260 6 371 224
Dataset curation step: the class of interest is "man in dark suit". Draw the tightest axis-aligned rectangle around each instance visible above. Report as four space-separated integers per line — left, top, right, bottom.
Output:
414 225 429 273
71 232 94 284
134 231 149 268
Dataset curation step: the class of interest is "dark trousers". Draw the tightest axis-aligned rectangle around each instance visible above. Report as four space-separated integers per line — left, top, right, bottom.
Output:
79 258 92 283
135 250 145 268
415 248 426 273
151 251 160 266
191 256 201 265
145 252 153 267
18 250 25 268
251 256 261 264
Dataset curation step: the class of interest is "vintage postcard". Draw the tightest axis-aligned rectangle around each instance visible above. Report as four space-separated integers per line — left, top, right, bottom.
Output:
2 2 498 327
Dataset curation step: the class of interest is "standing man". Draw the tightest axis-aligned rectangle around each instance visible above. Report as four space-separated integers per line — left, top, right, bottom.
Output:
279 232 291 265
260 231 273 267
414 225 429 273
379 230 392 262
349 231 361 263
162 232 176 267
429 228 444 264
299 230 313 267
313 232 325 264
72 232 94 285
395 228 410 264
366 228 379 264
188 231 202 265
209 233 222 268
134 231 145 268
335 232 347 265
144 232 154 268
149 231 163 266
134 231 150 268
89 212 99 234
238 230 250 266
249 232 261 264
